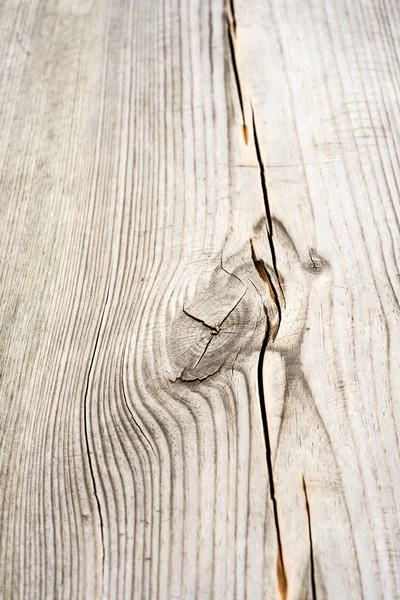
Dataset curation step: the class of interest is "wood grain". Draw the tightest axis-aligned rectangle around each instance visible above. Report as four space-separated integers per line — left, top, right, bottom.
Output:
1 0 400 598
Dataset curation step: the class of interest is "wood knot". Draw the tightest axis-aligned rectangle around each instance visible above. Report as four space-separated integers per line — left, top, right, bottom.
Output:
303 249 330 275
167 256 271 383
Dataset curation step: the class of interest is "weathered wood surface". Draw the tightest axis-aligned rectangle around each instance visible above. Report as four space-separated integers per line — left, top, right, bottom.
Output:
1 0 400 598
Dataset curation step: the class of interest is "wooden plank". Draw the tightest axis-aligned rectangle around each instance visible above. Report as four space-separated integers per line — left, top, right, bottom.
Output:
231 0 400 597
0 0 399 598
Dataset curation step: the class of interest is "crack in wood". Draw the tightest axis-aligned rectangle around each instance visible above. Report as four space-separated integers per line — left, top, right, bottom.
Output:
182 307 220 334
172 359 228 384
228 0 237 37
251 111 287 598
225 4 288 593
191 334 216 369
184 288 246 334
303 475 317 600
251 105 285 306
250 239 280 342
256 316 287 600
226 12 248 144
83 287 109 582
175 289 247 381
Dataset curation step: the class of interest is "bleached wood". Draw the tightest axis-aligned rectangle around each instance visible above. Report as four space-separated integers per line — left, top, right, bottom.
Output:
0 0 399 598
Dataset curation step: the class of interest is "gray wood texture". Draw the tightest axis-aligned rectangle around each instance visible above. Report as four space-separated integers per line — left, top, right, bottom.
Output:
1 0 400 598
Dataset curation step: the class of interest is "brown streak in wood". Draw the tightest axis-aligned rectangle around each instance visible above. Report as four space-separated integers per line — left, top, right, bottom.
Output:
242 124 249 144
250 239 280 341
277 549 288 600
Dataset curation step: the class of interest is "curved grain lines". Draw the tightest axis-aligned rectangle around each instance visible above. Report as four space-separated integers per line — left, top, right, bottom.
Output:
95 0 170 593
3 0 400 597
0 2 117 595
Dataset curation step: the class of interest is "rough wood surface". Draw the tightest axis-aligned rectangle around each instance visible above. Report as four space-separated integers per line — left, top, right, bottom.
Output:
1 0 400 598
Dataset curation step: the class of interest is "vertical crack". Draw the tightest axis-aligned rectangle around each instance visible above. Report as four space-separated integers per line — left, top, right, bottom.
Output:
250 239 281 342
83 288 109 581
303 476 317 600
251 105 285 304
251 109 287 597
226 13 248 143
257 317 287 599
228 0 237 36
224 6 287 595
